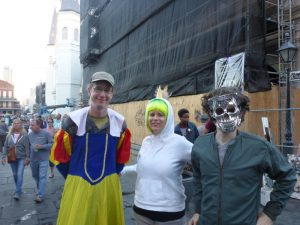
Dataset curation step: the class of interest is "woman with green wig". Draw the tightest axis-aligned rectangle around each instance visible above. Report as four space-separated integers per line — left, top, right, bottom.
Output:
123 96 193 224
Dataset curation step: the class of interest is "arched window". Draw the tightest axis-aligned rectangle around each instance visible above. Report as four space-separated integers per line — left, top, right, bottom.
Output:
74 28 79 42
62 27 68 40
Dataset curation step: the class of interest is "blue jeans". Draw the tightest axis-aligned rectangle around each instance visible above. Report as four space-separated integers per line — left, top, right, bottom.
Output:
30 160 48 198
10 159 25 196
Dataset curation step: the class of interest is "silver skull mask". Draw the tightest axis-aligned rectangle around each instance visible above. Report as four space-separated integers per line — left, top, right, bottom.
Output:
208 93 241 133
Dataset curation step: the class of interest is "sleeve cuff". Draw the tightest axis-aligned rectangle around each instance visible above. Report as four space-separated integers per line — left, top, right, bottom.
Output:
263 201 282 221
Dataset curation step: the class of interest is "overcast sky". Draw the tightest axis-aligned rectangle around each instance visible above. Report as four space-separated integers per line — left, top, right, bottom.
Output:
0 0 60 102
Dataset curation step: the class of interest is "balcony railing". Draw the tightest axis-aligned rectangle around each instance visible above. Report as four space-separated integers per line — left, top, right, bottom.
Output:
0 97 19 102
0 106 21 110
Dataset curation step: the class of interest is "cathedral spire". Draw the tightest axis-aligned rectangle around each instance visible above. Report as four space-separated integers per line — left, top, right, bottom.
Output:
60 0 80 13
48 8 57 45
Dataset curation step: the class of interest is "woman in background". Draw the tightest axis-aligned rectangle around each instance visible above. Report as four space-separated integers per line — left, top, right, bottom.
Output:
1 118 30 200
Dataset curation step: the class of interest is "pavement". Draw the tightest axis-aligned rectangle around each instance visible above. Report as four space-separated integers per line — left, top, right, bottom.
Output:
0 158 299 225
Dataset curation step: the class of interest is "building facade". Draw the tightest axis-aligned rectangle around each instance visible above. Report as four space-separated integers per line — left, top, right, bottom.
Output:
45 0 81 115
0 80 21 115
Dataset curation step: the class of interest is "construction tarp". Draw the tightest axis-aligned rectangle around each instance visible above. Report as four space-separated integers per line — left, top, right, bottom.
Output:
80 0 270 103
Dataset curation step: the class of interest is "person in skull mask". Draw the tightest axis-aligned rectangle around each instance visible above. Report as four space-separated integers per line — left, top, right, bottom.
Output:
188 87 296 225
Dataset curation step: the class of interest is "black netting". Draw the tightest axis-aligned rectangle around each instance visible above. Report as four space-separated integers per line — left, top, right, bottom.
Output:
81 0 270 103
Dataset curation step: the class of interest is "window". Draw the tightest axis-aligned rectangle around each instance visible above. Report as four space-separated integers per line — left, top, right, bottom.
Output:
3 91 7 98
74 28 79 42
62 27 68 40
8 91 12 98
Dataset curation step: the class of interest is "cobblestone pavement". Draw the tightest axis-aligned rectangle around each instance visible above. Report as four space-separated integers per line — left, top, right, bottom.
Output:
0 162 299 225
0 164 137 225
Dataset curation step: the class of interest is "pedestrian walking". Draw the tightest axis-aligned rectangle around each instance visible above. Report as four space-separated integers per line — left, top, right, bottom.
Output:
0 117 9 152
29 118 53 203
188 87 296 225
53 113 62 130
50 71 131 225
44 118 57 178
1 118 30 200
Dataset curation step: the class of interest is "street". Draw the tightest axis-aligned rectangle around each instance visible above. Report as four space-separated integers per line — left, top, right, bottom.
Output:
0 161 299 225
0 162 138 225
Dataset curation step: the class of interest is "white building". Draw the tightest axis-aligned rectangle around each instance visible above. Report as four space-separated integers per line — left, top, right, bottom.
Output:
46 0 81 115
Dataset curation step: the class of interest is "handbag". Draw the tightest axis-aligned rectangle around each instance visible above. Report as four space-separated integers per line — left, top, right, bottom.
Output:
7 134 23 163
7 146 17 163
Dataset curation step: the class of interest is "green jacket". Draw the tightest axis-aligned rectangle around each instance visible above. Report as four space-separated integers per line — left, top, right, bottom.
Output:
192 131 296 225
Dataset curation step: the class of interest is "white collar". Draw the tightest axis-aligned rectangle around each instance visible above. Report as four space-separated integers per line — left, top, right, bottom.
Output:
69 107 125 137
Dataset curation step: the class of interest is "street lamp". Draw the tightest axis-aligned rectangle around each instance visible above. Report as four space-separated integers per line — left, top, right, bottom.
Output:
277 40 298 156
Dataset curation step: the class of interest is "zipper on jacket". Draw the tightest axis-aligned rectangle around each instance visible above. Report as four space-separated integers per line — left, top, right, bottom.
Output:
216 142 222 225
218 172 223 225
217 142 231 225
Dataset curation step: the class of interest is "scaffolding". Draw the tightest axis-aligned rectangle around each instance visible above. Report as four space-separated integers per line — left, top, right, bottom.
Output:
255 1 299 149
278 0 297 148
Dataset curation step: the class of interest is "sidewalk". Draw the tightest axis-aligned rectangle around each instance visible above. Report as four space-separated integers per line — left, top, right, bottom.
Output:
0 164 63 225
0 164 137 225
0 162 299 225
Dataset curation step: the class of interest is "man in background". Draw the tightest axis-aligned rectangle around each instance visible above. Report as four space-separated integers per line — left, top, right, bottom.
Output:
175 108 199 143
53 113 62 130
0 117 8 152
29 119 53 203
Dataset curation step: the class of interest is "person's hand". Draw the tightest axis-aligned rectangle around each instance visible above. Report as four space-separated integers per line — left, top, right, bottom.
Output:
24 158 30 166
35 144 43 149
256 212 273 225
1 158 7 165
188 213 200 225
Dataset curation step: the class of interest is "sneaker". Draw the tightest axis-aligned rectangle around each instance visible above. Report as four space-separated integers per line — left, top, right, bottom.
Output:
34 196 43 203
48 173 54 178
13 193 20 201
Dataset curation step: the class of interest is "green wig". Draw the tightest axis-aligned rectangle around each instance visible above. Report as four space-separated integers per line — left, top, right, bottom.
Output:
145 98 168 132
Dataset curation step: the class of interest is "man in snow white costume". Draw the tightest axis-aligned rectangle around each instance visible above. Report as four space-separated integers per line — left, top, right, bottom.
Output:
50 72 131 225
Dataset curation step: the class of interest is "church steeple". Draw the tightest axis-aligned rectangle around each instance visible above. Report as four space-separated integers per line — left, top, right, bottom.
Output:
60 0 80 13
48 9 57 45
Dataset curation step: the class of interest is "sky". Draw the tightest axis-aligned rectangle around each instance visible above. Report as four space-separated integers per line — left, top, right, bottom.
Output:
0 0 61 103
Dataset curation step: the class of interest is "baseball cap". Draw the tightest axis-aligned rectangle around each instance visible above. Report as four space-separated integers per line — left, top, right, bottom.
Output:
91 71 115 87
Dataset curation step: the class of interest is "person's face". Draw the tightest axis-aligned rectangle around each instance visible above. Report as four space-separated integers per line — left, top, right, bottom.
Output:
148 110 166 135
13 120 22 130
47 120 53 127
89 81 113 110
56 113 61 120
30 121 40 132
180 113 190 124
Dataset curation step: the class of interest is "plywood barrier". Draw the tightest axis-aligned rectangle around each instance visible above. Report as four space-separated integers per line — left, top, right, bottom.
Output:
111 86 300 151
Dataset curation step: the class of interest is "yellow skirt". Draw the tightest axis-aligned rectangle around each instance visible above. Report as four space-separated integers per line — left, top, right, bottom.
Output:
57 174 125 225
